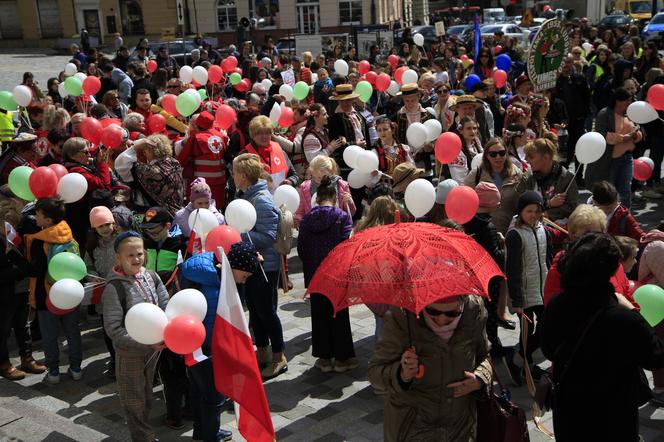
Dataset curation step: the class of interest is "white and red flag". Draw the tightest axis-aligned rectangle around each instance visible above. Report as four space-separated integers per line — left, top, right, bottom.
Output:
4 222 22 249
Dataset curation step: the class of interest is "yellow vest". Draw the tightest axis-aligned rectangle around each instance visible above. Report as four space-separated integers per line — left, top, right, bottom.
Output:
0 111 15 142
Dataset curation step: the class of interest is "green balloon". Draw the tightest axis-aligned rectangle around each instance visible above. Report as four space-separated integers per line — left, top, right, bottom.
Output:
230 72 242 85
64 77 83 97
355 81 373 103
634 284 664 326
176 93 198 117
48 252 87 281
8 166 34 201
293 81 309 101
198 89 207 100
0 91 17 111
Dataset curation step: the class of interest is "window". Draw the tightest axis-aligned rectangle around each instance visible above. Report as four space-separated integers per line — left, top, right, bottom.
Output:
252 0 279 28
339 0 362 25
217 0 237 32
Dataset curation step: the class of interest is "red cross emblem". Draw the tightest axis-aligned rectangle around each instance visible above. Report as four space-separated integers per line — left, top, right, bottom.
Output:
273 156 281 166
208 135 222 154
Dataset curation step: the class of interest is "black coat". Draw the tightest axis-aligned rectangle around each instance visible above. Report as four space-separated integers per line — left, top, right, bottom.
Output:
541 284 664 442
555 73 590 121
0 237 27 298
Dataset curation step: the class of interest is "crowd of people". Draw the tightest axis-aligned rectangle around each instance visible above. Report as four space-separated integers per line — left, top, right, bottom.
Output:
1 15 664 442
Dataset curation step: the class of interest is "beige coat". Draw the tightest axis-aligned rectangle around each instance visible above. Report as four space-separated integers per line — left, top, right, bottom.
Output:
464 164 522 235
368 295 492 442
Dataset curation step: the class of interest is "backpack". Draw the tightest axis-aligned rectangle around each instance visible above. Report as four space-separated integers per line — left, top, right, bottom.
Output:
107 269 161 311
274 205 294 255
47 240 80 265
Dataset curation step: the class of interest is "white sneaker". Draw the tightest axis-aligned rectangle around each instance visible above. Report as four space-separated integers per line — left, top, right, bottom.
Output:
68 367 83 381
643 189 663 199
44 370 60 384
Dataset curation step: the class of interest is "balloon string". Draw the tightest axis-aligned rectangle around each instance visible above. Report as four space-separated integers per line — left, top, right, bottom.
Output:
246 234 269 283
564 164 582 194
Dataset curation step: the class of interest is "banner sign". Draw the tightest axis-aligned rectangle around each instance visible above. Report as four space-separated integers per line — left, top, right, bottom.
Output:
526 19 569 92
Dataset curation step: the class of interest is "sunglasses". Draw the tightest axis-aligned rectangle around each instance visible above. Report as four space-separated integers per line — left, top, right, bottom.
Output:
425 306 463 318
167 85 179 89
437 88 449 94
488 150 507 158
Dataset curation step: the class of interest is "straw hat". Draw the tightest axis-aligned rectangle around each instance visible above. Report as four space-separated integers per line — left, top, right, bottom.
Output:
329 84 360 101
392 163 425 193
396 82 420 96
449 95 482 111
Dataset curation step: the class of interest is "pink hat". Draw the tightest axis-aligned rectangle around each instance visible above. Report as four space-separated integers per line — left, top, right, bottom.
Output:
190 177 212 202
89 206 114 228
474 182 501 213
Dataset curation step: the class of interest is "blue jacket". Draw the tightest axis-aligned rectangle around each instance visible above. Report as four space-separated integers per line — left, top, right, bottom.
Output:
180 252 219 350
111 68 134 104
237 180 280 272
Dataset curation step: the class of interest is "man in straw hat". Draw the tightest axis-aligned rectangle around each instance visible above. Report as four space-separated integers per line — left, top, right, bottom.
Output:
449 95 484 136
392 83 435 171
391 162 426 219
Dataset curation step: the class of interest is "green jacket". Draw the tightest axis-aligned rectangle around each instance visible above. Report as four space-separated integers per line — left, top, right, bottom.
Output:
143 224 186 284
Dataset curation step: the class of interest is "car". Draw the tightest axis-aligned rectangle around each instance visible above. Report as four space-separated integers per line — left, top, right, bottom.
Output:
642 12 664 40
447 24 474 38
131 40 200 67
480 24 524 40
276 37 295 54
598 13 634 32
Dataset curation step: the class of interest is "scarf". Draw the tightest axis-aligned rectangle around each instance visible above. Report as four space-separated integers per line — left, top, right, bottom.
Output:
251 142 273 169
423 304 464 343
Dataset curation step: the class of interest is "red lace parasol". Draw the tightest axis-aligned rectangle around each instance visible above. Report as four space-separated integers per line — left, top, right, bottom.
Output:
307 223 504 315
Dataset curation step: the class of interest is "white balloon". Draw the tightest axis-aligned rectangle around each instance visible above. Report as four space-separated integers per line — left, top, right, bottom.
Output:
413 33 425 47
12 85 32 107
225 199 257 233
627 101 658 124
582 42 593 54
310 73 318 83
436 179 459 204
348 169 372 189
279 84 294 101
423 119 442 143
74 72 87 82
405 179 436 218
269 102 282 123
49 279 84 309
261 79 273 90
273 185 300 213
184 87 202 105
355 150 379 174
165 288 208 321
387 80 400 96
65 63 78 77
440 71 449 84
407 122 428 149
57 173 88 203
192 66 209 85
575 132 607 164
425 107 437 117
125 303 168 345
179 65 193 83
637 156 655 170
471 152 484 170
402 69 419 85
343 145 364 169
334 59 349 76
188 208 220 237
58 83 68 98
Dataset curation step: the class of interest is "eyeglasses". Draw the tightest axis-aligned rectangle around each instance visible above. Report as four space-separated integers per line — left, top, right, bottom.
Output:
425 306 463 318
488 150 507 158
437 88 449 94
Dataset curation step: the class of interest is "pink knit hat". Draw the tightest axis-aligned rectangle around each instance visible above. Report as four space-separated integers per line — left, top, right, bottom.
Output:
190 177 212 202
89 206 114 228
474 182 501 213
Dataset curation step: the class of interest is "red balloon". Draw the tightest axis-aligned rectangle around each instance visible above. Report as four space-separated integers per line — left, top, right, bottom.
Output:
234 67 243 75
48 163 68 180
46 293 76 316
375 73 391 92
494 45 503 55
147 59 158 73
460 54 468 61
241 78 251 91
82 76 101 96
163 315 206 355
395 66 408 85
80 117 103 145
365 71 378 85
388 54 399 69
205 225 242 260
633 159 653 181
101 118 122 128
358 60 371 75
222 56 238 72
209 65 224 84
647 84 664 110
493 69 508 88
215 104 237 130
435 132 462 164
101 124 124 148
445 186 479 224
162 94 179 116
148 114 167 133
278 106 294 128
29 166 58 199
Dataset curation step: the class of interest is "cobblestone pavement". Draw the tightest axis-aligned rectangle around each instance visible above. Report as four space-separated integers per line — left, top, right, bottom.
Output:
0 50 71 94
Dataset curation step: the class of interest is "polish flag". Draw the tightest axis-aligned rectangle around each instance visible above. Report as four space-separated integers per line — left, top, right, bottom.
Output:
4 222 22 249
212 252 275 442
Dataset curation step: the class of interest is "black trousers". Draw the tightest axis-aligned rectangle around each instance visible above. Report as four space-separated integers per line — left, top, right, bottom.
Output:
484 279 504 358
518 305 544 364
158 349 189 422
310 293 355 360
564 117 586 172
0 291 31 365
245 271 284 353
188 358 224 442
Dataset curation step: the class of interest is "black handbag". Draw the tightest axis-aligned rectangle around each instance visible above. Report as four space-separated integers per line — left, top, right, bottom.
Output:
476 361 530 442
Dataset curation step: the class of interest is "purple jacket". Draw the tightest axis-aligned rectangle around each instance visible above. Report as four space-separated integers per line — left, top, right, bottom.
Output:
297 205 352 287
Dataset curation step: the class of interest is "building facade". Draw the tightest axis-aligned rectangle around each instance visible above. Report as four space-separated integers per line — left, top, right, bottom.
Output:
0 0 429 47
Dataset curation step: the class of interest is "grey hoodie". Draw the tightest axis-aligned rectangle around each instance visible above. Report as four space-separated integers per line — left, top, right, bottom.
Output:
102 269 169 354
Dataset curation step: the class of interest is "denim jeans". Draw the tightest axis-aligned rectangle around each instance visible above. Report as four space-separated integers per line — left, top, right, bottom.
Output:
188 358 225 442
610 153 633 209
37 309 82 372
